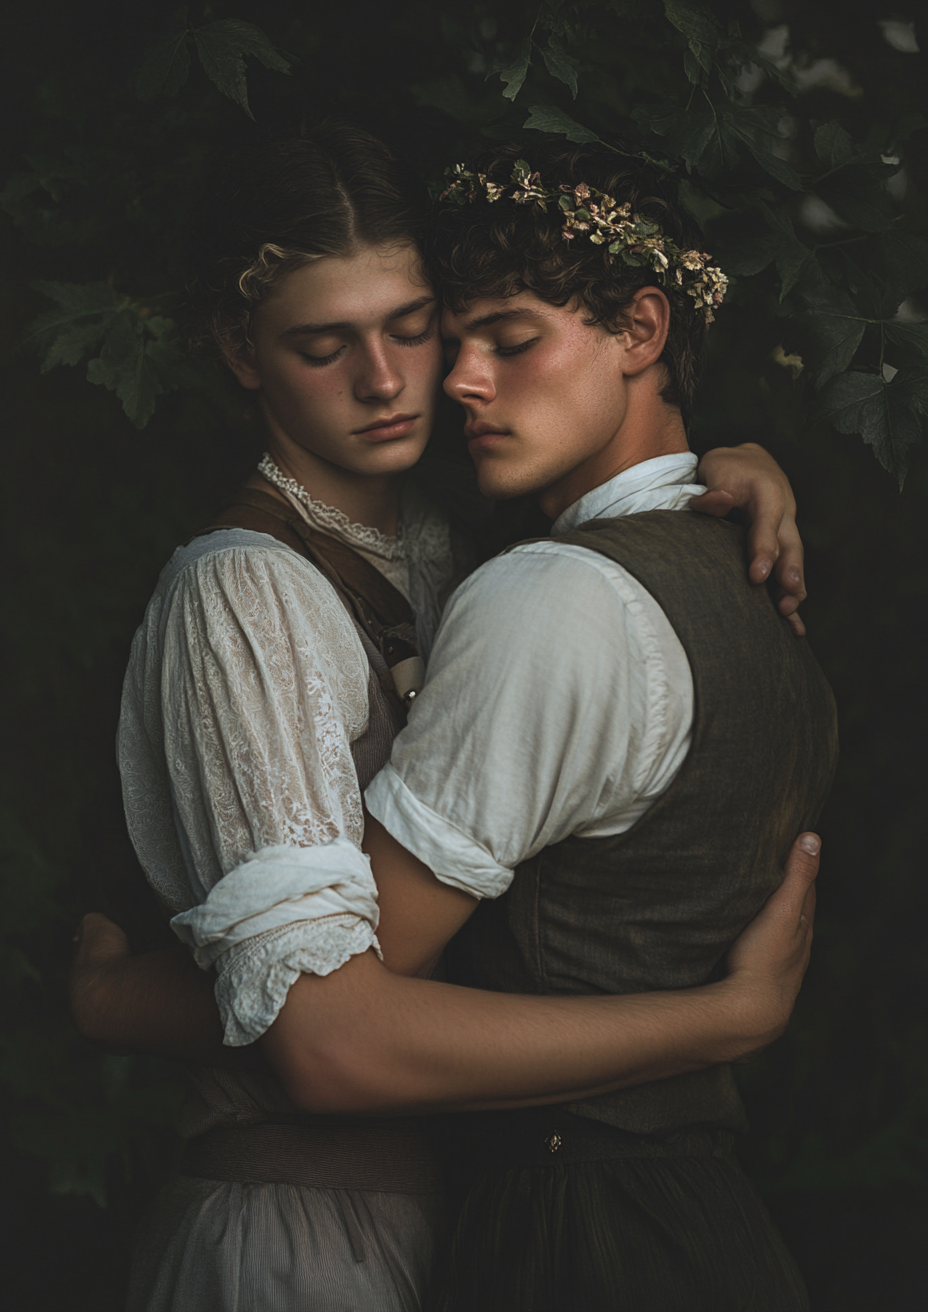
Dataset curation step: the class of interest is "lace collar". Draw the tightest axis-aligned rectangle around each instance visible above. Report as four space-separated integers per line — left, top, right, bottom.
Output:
257 453 440 563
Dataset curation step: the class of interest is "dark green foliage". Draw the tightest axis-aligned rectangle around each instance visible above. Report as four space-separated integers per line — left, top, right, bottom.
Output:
1 3 926 1308
27 282 191 427
17 0 926 486
135 10 291 117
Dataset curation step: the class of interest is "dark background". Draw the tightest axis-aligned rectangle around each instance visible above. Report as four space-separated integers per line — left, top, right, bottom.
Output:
1 3 926 1309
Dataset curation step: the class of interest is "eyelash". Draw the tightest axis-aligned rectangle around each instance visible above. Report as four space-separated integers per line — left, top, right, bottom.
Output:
301 327 435 368
496 337 539 357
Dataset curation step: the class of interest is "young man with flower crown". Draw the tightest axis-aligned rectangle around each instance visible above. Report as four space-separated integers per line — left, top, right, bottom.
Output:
339 140 835 1309
72 131 833 1311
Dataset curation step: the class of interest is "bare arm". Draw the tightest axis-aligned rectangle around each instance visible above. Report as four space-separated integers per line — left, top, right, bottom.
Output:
72 832 820 1111
692 442 807 635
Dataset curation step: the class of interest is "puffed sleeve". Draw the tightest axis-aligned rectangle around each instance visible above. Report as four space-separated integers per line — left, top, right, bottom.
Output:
119 540 381 1045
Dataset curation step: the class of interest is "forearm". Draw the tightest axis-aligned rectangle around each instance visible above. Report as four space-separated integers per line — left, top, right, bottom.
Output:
71 943 246 1070
263 951 772 1115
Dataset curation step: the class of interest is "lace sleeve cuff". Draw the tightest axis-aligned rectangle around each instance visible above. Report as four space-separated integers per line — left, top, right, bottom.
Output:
214 915 380 1046
169 838 381 1045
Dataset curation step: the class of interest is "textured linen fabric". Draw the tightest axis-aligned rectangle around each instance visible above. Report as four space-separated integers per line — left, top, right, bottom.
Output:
364 453 703 897
118 484 456 1044
127 1177 447 1312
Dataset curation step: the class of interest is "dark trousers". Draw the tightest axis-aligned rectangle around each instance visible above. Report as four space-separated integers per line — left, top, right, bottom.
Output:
433 1109 809 1312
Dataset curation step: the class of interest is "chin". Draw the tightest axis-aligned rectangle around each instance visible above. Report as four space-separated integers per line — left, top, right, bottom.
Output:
475 456 549 502
353 436 430 476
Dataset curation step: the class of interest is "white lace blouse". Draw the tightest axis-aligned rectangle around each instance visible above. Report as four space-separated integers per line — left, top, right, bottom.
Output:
117 478 456 1046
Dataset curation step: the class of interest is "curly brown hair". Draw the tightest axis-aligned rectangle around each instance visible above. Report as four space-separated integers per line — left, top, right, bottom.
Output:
188 120 430 357
428 139 708 420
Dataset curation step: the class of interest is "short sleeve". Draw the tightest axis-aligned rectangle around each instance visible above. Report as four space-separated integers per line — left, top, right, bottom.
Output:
119 541 382 1044
365 542 688 897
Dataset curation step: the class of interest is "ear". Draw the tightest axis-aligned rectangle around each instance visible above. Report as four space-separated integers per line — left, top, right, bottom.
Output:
221 343 263 391
619 287 670 377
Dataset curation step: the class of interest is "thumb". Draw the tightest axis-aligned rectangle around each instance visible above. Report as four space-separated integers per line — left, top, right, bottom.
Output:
73 912 130 966
778 833 820 927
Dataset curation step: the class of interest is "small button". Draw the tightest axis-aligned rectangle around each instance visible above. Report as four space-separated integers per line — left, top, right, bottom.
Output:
545 1133 562 1153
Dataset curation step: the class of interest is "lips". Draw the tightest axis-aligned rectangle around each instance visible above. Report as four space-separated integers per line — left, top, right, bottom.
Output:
465 420 511 453
354 413 419 441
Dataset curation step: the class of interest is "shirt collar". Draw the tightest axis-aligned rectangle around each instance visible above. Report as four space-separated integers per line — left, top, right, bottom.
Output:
551 452 704 536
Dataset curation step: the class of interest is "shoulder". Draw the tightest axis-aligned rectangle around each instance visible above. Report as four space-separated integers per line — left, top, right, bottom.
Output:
450 538 643 620
154 530 367 666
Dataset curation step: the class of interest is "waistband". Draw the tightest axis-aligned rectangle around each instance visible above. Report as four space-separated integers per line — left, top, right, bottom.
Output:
181 1117 446 1194
452 1108 736 1168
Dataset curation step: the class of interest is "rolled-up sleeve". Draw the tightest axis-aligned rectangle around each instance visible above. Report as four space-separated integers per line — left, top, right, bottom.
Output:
365 543 664 899
127 543 382 1045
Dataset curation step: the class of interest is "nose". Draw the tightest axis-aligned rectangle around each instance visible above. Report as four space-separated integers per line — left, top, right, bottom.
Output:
442 345 495 405
355 339 404 403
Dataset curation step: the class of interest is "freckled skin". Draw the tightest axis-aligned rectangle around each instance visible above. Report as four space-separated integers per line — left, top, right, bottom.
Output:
441 287 688 522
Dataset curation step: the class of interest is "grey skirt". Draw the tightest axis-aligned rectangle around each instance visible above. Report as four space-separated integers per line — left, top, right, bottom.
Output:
126 1175 448 1312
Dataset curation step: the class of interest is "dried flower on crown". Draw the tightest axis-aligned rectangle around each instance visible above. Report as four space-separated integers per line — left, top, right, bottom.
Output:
440 160 728 323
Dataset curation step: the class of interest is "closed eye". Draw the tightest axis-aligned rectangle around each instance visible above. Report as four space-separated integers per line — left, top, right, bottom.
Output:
392 326 435 347
301 346 346 367
496 337 539 357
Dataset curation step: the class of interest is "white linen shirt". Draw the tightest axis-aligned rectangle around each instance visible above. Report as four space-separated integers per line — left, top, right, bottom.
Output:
364 453 704 897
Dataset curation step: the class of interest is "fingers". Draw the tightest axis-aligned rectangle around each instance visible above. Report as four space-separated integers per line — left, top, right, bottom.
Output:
784 611 807 638
772 521 806 613
73 912 130 966
688 489 737 519
744 487 786 586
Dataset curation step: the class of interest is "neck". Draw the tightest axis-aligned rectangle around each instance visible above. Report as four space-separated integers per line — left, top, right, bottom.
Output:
538 376 688 522
255 434 404 537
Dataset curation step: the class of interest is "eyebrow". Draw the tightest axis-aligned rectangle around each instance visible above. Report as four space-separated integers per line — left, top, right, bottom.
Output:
281 295 436 337
461 307 545 332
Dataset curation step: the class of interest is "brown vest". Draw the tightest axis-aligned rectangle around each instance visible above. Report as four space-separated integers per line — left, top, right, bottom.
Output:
448 510 838 1136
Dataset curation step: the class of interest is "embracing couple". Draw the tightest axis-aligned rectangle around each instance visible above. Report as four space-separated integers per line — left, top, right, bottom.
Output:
73 120 837 1312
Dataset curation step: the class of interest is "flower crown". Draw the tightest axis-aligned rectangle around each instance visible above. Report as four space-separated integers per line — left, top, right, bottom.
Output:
439 160 728 323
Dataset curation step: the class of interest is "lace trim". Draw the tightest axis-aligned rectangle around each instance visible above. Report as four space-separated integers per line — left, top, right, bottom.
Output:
213 914 381 1046
257 453 407 559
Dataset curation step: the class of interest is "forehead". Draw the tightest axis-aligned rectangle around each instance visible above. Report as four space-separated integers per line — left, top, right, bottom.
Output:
263 243 432 325
440 290 568 336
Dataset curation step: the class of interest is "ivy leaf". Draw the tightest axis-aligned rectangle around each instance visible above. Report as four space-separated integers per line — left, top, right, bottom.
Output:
487 37 532 102
811 304 868 387
25 281 123 370
869 230 928 313
135 26 191 102
523 104 602 144
817 162 896 232
817 370 921 486
762 207 822 301
814 122 854 171
26 282 189 428
85 310 187 430
639 104 799 187
193 19 291 120
663 1 720 74
708 214 779 276
542 35 579 98
883 319 928 364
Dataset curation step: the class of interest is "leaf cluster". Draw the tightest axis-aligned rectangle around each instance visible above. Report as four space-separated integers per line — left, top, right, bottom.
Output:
476 0 928 485
27 282 192 429
135 9 291 119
